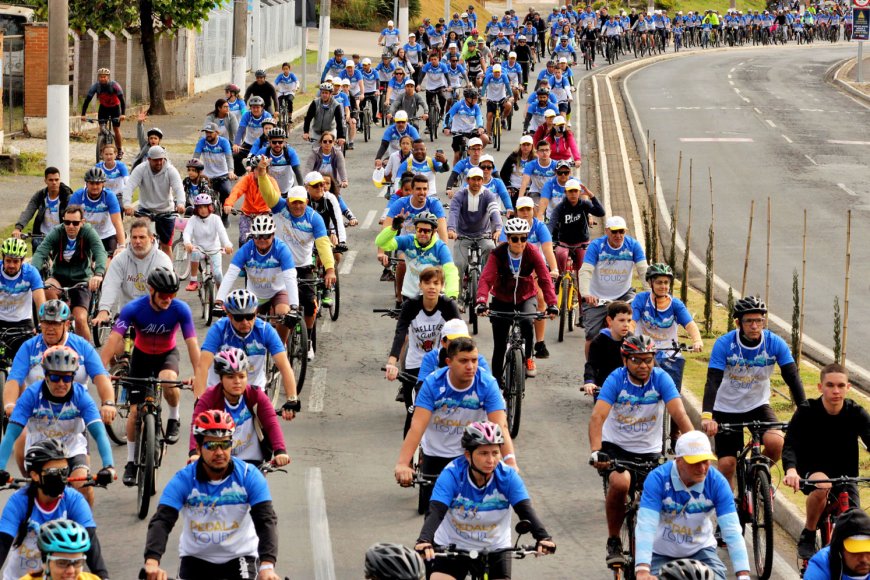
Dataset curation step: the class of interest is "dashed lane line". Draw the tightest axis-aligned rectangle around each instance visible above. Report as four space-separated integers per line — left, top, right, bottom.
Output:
306 466 337 580
781 134 793 144
765 119 776 128
361 209 377 230
339 250 357 275
804 154 818 166
308 367 327 413
838 183 858 196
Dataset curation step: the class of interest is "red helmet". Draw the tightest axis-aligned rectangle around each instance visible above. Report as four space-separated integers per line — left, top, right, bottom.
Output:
193 410 235 438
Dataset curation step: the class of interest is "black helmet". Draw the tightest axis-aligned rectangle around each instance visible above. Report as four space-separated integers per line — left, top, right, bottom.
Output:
255 69 266 77
464 88 478 100
364 543 425 580
536 87 549 97
84 167 107 183
658 559 715 580
645 262 675 282
147 266 180 294
24 438 69 473
412 211 439 229
732 295 767 319
620 334 656 356
335 48 345 55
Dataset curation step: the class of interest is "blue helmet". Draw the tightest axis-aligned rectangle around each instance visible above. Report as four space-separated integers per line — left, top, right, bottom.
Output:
37 519 91 556
38 299 70 322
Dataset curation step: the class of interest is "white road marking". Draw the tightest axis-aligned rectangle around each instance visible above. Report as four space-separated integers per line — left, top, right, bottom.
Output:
753 107 762 115
728 74 733 79
838 183 858 196
741 97 751 103
804 154 818 165
766 119 776 128
306 467 337 580
339 250 357 275
781 134 793 143
738 61 745 65
605 76 643 246
679 137 754 142
308 367 328 412
733 87 741 94
361 209 377 229
728 80 735 86
828 140 870 145
730 67 736 72
592 78 612 217
800 108 825 112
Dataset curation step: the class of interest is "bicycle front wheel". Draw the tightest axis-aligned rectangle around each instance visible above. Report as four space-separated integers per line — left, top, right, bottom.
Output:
205 279 215 326
172 238 190 281
288 319 308 393
467 269 479 335
137 413 157 519
504 347 524 439
106 361 130 445
263 351 282 408
620 506 637 580
558 276 569 342
329 274 340 321
751 468 775 579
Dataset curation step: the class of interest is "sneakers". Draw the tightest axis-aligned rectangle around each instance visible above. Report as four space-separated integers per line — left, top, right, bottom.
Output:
605 536 626 567
380 268 395 282
525 358 537 377
185 281 199 292
395 385 405 402
534 341 550 359
347 142 355 150
123 461 137 486
797 529 818 560
308 346 315 361
321 289 333 306
164 419 181 445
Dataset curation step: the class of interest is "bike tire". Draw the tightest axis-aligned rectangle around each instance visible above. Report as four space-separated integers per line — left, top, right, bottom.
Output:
467 269 479 335
265 354 282 408
288 320 308 393
106 361 130 445
0 370 6 445
558 277 569 342
137 413 157 520
505 347 524 439
329 274 340 321
568 279 576 332
494 118 501 152
751 469 775 580
205 280 215 326
172 238 190 281
661 402 671 455
622 506 637 580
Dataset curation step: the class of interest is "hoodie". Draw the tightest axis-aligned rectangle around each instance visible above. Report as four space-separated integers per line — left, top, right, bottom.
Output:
805 509 870 580
123 159 184 212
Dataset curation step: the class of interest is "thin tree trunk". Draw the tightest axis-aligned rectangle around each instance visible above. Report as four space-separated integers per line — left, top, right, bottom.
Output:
139 0 167 115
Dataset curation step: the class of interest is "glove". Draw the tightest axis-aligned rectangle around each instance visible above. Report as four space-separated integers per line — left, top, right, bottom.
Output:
392 214 406 232
546 305 559 317
589 451 610 465
95 467 115 486
475 303 488 315
334 242 349 254
0 470 9 486
283 399 302 413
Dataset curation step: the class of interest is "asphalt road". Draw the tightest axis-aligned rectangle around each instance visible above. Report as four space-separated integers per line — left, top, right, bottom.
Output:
623 43 870 374
0 41 810 579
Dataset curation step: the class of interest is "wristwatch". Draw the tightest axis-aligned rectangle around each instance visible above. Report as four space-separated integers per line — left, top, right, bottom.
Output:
102 401 116 407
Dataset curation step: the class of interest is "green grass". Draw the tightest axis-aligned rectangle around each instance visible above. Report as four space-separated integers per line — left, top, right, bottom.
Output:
0 151 46 177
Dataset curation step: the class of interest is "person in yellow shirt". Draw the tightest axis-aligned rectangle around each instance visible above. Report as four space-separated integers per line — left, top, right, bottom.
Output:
19 519 100 580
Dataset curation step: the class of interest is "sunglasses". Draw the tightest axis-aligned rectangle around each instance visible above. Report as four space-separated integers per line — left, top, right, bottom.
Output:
609 229 626 235
480 165 494 170
63 220 82 226
47 556 86 569
270 140 284 145
42 467 70 478
416 227 433 234
627 356 655 366
202 440 233 451
322 139 334 144
48 373 74 383
156 291 177 299
254 234 273 240
232 313 257 322
509 235 528 243
556 170 571 175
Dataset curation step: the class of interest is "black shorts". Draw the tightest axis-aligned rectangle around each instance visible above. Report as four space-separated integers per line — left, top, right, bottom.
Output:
296 266 317 316
101 236 118 255
128 346 180 404
451 132 476 153
179 555 257 580
431 549 510 578
712 404 778 458
600 441 662 475
486 99 509 114
152 213 176 245
97 105 122 127
53 275 92 311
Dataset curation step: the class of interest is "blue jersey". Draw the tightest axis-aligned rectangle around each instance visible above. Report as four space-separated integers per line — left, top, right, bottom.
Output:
70 188 121 240
390 234 455 299
194 136 233 179
94 160 129 194
270 202 328 267
236 111 272 147
386 196 446 235
201 317 285 389
382 123 421 152
274 72 298 97
320 57 347 82
445 63 468 87
338 69 364 97
222 237 298 303
418 349 491 383
226 97 247 121
113 294 196 355
482 177 513 210
0 263 42 323
9 333 107 387
444 100 483 134
632 292 694 352
522 158 557 194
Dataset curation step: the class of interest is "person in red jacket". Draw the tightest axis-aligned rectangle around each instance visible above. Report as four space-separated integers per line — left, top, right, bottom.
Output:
188 348 291 467
476 217 558 381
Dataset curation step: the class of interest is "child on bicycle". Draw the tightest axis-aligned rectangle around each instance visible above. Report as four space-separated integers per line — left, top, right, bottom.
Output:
274 62 298 121
182 193 232 292
189 348 293 467
583 300 632 397
182 158 212 215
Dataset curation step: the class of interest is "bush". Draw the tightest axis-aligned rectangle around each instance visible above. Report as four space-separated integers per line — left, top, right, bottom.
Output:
332 0 376 29
655 0 676 11
373 0 421 20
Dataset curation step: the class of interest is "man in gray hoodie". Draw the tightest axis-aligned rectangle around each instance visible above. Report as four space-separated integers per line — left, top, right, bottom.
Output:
123 146 185 255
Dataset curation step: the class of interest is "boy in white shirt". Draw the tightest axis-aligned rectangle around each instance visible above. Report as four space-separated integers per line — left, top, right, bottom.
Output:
182 193 233 291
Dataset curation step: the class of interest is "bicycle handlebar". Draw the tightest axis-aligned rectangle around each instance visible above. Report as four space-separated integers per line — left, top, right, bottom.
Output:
481 311 548 321
109 375 193 389
430 544 552 560
798 476 870 487
373 308 402 319
717 420 790 434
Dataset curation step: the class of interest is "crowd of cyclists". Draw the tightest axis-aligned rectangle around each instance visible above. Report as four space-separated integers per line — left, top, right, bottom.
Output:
0 0 865 578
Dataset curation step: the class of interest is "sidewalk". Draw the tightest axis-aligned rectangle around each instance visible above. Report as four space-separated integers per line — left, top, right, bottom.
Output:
833 54 870 102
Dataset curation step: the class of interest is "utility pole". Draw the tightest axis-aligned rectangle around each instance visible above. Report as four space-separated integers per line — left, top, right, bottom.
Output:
300 0 307 93
317 0 330 83
47 0 69 183
444 0 450 26
399 0 409 44
232 0 247 89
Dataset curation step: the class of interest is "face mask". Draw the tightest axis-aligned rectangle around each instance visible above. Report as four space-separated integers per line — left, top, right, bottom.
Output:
39 472 67 497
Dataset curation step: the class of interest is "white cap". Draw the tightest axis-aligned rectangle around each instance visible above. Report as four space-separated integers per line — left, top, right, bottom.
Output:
394 110 409 122
479 154 495 164
516 196 535 209
467 137 483 148
405 79 416 86
520 135 534 145
674 431 717 464
492 64 502 72
509 51 517 58
362 57 372 65
565 179 582 191
554 115 566 125
518 34 527 40
448 42 458 48
544 109 557 117
388 19 394 25
340 78 351 86
461 12 468 17
324 75 334 83
467 167 484 179
606 216 628 230
304 171 324 185
408 32 416 37
441 318 470 340
559 56 568 63
345 60 355 67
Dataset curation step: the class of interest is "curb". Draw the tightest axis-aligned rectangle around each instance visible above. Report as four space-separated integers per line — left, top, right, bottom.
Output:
827 57 870 106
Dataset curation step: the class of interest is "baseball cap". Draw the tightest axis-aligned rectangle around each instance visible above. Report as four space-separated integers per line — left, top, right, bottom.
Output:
554 115 566 125
441 319 470 341
304 171 324 185
492 64 502 72
394 110 409 122
147 146 167 160
388 19 394 25
845 535 870 554
516 196 535 209
202 122 219 133
340 78 351 86
544 109 557 118
408 32 416 37
345 61 355 68
509 51 517 58
467 167 484 179
520 135 534 145
479 154 495 164
674 431 717 464
559 56 568 63
286 186 308 202
606 216 628 230
467 137 483 148
565 179 581 191
362 58 372 65
405 79 416 86
518 35 527 40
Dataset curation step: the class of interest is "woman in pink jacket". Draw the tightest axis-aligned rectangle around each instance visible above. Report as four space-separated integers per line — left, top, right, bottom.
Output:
188 348 290 467
543 115 581 167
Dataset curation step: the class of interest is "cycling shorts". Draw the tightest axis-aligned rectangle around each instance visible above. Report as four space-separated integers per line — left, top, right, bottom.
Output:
128 346 180 404
486 98 510 114
51 274 92 311
800 476 859 507
101 236 118 256
69 453 90 475
712 404 778 458
295 266 317 316
97 105 122 127
431 549 510 578
179 555 258 580
451 132 477 153
255 290 291 314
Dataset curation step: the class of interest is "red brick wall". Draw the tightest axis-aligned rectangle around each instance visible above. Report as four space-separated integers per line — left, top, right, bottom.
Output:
0 33 4 130
24 23 48 117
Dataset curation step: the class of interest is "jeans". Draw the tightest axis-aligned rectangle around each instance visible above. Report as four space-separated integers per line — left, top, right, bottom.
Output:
651 546 728 580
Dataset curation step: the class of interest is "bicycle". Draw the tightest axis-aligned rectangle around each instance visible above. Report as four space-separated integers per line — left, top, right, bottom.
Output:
43 281 92 338
259 312 308 394
360 99 373 143
554 242 586 343
277 94 294 134
315 256 340 322
481 310 547 439
655 340 690 455
492 102 503 152
0 326 36 441
105 322 134 445
718 420 790 580
109 374 192 519
427 92 443 142
458 236 489 335
191 247 223 327
84 118 115 163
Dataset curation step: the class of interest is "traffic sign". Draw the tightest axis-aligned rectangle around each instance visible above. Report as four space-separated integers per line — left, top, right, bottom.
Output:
855 8 870 40
856 0 869 9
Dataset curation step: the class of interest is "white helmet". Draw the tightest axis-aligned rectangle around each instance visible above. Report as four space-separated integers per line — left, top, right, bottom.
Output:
250 214 276 236
503 217 531 235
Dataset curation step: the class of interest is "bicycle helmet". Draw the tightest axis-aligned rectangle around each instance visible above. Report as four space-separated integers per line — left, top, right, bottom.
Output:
186 158 205 170
193 193 213 206
97 67 111 76
620 334 657 356
146 127 164 139
37 519 91 556
225 83 240 93
556 160 573 170
214 347 250 376
248 96 265 107
461 421 505 451
536 87 549 97
266 127 287 140
463 88 478 100
658 558 715 580
83 167 107 183
193 410 235 438
255 69 267 78
503 217 531 235
364 543 426 580
334 48 345 56
42 345 79 374
147 266 180 294
250 214 276 236
1 237 27 258
24 439 69 473
38 299 70 322
412 212 439 229
319 82 333 92
645 262 675 282
732 295 767 319
224 289 258 315
244 154 263 170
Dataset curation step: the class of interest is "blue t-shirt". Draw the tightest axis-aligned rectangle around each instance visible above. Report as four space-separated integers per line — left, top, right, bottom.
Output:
224 237 298 301
497 218 551 248
522 159 557 194
70 188 121 240
386 197 446 235
201 317 285 389
0 263 43 323
9 334 107 387
632 292 694 351
95 160 129 194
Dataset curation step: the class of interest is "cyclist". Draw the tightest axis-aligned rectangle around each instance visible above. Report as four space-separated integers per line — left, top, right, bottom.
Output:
190 348 294 466
100 267 199 485
517 140 557 204
252 127 303 196
0 238 43 358
379 20 402 54
478 154 513 213
481 64 513 137
633 432 749 580
387 81 428 128
193 122 237 218
0 440 109 580
31 205 107 344
93 219 173 326
364 543 425 580
233 95 272 169
320 48 347 83
80 68 126 159
244 69 277 115
447 167 502 286
384 174 449 240
376 110 421 164
404 33 425 85
443 88 488 165
70 168 125 262
224 84 247 121
18 519 102 580
417 318 491 382
548 179 605 274
445 137 491 194
224 154 279 248
142 411 280 580
180 158 212 213
0 346 116 507
701 296 806 486
583 301 632 397
359 58 380 123
123 146 186 256
95 144 129 205
476 218 558 380
783 363 870 560
536 160 572 221
304 172 347 262
14 168 72 252
181 193 231 292
588 335 694 568
130 113 164 170
400 140 450 198
274 62 298 121
579 216 648 357
302 82 346 151
804 509 870 580
414 422 555 578
522 90 553 134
